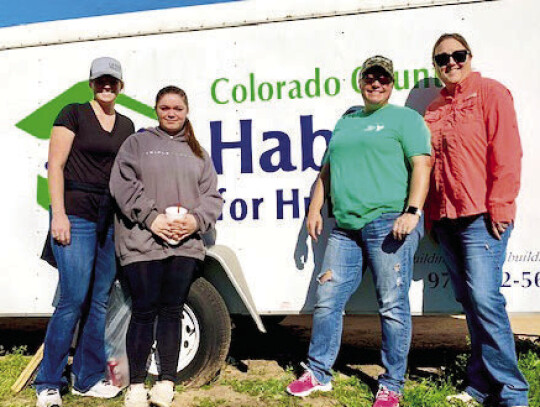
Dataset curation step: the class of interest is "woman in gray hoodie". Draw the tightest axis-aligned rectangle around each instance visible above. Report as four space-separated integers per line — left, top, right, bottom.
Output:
109 86 223 407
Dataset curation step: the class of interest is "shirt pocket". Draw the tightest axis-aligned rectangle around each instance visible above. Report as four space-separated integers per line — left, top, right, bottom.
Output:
453 94 485 133
428 117 465 182
424 109 442 124
453 95 487 159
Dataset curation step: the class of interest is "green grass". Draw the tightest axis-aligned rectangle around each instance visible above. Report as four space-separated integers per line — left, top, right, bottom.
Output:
0 347 30 403
401 380 458 407
222 377 309 406
0 346 125 407
318 375 373 406
1 342 538 407
0 347 43 407
193 397 228 407
520 350 540 407
223 377 291 400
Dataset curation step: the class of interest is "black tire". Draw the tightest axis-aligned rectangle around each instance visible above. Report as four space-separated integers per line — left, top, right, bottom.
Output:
176 277 231 387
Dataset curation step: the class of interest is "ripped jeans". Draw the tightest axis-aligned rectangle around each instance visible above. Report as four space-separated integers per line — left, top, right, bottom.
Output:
307 212 423 393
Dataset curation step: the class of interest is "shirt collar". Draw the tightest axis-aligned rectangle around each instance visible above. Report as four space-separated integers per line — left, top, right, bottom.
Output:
441 71 481 100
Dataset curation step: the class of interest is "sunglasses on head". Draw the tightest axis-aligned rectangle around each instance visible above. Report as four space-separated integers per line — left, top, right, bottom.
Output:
433 50 470 67
362 74 393 85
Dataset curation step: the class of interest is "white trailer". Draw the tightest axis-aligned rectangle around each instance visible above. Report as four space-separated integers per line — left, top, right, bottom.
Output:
1 0 538 384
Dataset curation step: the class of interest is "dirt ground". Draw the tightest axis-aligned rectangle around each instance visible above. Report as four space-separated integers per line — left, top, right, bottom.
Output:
1 314 538 406
169 314 539 406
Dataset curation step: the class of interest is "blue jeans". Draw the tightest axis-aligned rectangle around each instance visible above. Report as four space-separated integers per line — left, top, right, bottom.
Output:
35 215 117 393
307 212 423 393
433 215 529 407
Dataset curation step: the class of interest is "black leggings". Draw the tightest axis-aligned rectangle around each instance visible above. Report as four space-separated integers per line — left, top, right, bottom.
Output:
123 256 197 383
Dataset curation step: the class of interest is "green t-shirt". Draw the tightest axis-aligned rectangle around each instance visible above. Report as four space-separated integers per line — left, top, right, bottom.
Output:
325 104 431 230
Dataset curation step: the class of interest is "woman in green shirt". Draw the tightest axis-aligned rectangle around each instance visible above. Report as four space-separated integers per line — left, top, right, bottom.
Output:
287 55 431 407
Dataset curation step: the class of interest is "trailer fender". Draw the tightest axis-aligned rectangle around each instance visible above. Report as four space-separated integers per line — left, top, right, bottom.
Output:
204 245 266 333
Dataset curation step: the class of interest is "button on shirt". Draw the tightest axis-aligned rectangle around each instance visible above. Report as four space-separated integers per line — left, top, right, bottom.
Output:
424 72 522 223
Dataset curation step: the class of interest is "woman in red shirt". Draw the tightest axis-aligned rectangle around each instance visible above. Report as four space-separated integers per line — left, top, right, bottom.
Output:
425 33 529 407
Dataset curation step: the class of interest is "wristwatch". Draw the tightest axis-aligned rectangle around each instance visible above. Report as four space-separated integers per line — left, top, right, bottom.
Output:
405 206 423 217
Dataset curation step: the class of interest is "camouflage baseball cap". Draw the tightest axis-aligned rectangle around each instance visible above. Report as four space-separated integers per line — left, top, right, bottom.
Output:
361 55 394 81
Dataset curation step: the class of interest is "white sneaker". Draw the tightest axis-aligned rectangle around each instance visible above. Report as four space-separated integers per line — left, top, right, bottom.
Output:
446 392 480 406
72 380 121 398
125 385 149 407
149 381 175 407
36 389 62 407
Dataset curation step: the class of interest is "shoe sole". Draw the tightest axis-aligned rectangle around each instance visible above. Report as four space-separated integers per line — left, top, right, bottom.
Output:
36 401 61 407
71 388 120 399
36 393 62 407
150 399 173 407
286 383 332 398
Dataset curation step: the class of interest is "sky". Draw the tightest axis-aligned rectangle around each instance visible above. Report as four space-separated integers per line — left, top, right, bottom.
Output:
0 0 239 28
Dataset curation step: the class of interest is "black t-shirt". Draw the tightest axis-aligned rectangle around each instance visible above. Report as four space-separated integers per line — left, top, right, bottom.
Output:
54 102 135 222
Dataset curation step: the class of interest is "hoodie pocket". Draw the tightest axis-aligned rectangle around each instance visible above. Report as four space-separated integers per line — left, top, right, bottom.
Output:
121 225 158 257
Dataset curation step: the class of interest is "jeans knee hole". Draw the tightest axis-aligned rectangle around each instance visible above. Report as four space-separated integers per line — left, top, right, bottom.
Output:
394 263 401 272
317 270 333 285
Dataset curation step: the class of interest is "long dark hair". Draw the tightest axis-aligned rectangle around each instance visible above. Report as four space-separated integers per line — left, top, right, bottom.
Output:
155 86 204 159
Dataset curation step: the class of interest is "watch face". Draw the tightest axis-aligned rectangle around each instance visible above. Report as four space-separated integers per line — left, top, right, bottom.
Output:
406 206 421 215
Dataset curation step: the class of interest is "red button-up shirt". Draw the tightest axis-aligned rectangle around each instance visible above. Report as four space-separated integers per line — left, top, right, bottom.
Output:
424 72 522 223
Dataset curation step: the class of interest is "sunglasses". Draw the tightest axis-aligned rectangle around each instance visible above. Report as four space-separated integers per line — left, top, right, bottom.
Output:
94 76 121 86
433 50 470 67
362 74 393 85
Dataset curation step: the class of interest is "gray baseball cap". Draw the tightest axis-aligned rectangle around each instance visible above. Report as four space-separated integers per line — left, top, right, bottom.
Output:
89 57 123 81
360 55 394 80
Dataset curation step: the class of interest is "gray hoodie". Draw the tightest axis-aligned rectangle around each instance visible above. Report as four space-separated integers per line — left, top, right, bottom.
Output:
109 126 223 266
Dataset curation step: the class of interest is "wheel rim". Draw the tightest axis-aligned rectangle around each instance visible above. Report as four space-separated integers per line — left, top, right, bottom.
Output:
147 304 201 375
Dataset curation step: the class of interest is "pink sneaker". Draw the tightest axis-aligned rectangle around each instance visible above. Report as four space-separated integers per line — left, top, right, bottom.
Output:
372 386 401 407
286 366 332 397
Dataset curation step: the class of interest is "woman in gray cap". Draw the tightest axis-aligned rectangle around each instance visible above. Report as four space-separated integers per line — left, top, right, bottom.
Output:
35 57 134 407
286 55 431 407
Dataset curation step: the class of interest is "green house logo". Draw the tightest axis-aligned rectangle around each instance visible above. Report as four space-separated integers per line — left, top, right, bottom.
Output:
16 81 156 210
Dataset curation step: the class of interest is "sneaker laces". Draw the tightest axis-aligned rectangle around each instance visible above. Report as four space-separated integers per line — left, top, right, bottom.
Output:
298 363 315 382
46 389 58 396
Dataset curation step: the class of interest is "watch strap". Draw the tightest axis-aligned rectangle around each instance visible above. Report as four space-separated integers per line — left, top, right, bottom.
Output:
405 206 423 216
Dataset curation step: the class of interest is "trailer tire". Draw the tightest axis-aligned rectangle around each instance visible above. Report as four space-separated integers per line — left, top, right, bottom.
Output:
179 277 231 386
147 276 231 387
